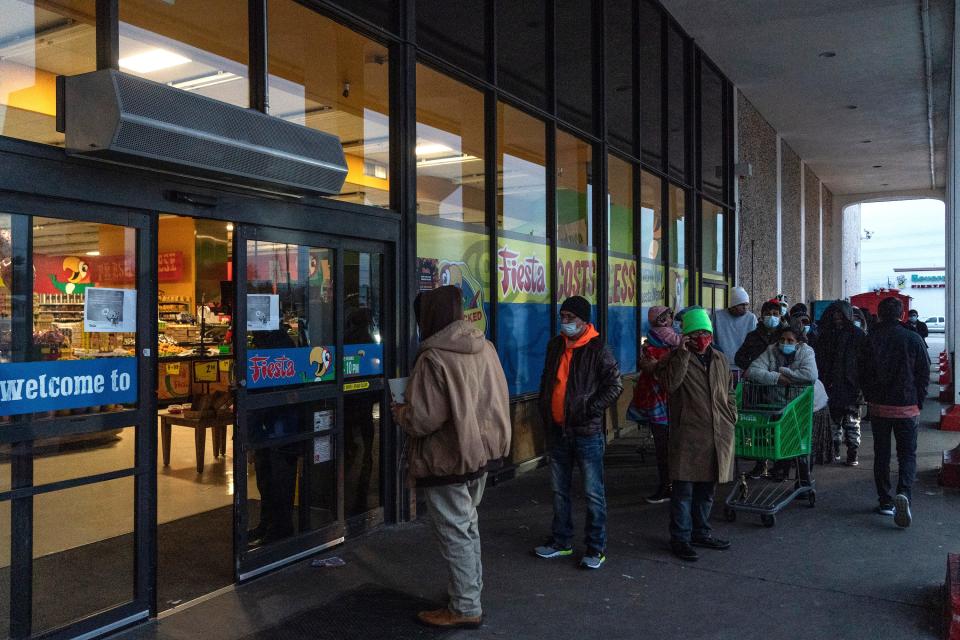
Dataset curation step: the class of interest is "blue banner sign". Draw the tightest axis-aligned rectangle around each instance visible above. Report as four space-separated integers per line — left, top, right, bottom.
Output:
344 342 384 378
247 346 336 389
0 357 137 416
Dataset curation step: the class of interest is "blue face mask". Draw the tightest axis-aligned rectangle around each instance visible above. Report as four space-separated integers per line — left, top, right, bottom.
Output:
853 320 862 329
801 324 810 335
780 343 797 355
560 322 581 337
764 315 781 329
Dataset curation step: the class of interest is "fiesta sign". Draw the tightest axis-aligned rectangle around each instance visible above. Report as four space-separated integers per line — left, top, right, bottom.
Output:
556 256 596 299
498 246 547 296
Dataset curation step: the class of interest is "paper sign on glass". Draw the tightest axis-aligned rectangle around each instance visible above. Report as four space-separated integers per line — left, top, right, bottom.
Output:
84 287 137 332
247 294 280 331
388 377 408 404
313 435 332 463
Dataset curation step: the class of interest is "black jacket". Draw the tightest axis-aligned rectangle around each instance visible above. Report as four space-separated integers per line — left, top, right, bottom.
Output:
815 301 866 408
734 325 779 370
539 334 623 437
860 320 930 409
902 320 929 340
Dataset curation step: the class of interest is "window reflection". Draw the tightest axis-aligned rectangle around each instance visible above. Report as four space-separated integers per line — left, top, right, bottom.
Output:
267 1 390 208
556 0 593 132
701 199 725 274
344 251 382 378
0 0 96 146
640 171 662 262
667 24 688 180
669 186 686 266
497 103 547 237
700 63 726 201
640 0 663 167
496 0 547 109
344 395 381 518
556 131 593 247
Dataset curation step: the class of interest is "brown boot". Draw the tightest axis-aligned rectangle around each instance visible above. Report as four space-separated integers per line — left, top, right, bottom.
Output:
416 607 482 629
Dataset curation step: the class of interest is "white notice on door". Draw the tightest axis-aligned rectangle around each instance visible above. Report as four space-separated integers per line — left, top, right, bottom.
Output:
84 287 137 333
313 435 332 463
246 294 279 331
314 410 333 431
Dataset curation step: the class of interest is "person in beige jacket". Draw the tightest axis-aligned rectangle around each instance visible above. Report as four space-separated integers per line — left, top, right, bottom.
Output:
392 285 511 629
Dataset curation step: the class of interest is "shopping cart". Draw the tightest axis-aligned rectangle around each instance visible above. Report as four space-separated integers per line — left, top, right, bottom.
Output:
723 383 816 528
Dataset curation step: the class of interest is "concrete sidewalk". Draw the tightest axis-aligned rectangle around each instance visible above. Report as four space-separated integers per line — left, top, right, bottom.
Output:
117 405 957 640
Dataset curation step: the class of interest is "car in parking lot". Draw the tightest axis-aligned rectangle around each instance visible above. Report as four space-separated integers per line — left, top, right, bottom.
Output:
925 316 945 332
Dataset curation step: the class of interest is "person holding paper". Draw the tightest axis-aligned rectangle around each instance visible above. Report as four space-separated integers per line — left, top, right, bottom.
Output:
391 285 510 629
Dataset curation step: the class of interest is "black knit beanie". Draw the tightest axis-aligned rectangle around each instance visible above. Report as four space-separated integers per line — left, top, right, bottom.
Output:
560 296 591 322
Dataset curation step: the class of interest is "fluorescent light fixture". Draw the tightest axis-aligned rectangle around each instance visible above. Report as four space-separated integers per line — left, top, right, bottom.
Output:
170 71 241 91
415 142 453 156
119 49 191 74
417 154 479 169
85 250 100 256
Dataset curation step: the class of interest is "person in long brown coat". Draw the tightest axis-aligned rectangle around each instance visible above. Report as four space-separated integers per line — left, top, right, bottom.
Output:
658 308 737 562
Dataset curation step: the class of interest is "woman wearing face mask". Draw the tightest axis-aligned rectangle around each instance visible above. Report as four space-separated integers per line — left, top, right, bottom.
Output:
630 306 682 504
734 299 785 371
746 319 831 480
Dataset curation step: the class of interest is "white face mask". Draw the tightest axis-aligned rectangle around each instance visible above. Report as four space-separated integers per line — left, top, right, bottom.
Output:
560 322 581 337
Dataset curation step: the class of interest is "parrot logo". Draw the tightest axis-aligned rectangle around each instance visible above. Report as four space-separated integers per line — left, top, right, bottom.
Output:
309 346 333 380
49 256 95 294
439 261 486 333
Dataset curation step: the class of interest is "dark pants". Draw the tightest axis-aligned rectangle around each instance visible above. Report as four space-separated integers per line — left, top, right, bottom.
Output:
872 416 919 504
650 423 670 488
253 446 298 540
549 431 607 553
670 481 715 543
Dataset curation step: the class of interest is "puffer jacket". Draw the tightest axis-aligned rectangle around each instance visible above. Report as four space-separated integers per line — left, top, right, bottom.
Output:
539 332 623 437
745 342 830 411
403 319 512 487
859 319 930 408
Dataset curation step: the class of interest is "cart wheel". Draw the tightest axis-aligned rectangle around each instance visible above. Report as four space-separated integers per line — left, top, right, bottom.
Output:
761 514 776 528
724 506 736 522
807 492 816 508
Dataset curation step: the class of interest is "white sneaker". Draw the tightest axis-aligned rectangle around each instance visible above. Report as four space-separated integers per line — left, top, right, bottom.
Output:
893 494 912 528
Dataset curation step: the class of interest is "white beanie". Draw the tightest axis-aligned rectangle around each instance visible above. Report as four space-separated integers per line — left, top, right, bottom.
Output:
729 286 749 307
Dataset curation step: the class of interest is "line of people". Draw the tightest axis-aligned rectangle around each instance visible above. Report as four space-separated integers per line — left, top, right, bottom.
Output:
390 285 929 629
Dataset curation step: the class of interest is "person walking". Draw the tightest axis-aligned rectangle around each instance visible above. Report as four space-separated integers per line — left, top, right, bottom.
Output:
534 296 623 569
392 286 511 628
712 286 758 372
658 308 737 562
859 296 930 527
815 301 866 466
631 305 681 503
902 309 929 346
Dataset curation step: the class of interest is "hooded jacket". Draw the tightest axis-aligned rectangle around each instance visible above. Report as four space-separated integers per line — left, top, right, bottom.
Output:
814 301 866 408
859 319 930 409
403 291 511 487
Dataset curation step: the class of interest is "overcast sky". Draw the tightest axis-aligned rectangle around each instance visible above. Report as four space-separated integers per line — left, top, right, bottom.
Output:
859 199 945 290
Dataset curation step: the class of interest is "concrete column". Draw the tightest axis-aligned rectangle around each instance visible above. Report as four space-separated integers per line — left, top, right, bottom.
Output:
949 0 960 404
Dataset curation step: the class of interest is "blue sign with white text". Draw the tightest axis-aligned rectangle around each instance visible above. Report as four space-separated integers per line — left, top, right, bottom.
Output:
247 346 336 389
0 357 137 416
344 342 384 378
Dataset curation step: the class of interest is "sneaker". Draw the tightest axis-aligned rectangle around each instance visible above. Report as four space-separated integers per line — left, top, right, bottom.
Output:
894 494 912 528
691 536 731 550
533 541 574 559
645 485 672 504
670 542 699 562
833 442 841 462
417 608 482 629
580 551 606 569
845 448 859 466
747 461 767 479
875 503 895 516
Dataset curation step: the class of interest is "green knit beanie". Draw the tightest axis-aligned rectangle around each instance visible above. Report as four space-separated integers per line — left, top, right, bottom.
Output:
681 308 713 335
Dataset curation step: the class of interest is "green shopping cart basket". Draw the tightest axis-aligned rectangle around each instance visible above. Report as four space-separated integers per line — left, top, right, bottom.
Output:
734 383 814 461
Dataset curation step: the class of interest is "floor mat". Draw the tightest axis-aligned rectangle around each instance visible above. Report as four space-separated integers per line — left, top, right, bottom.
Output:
238 584 456 640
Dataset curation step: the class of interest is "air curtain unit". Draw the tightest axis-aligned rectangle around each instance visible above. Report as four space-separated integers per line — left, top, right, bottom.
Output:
57 69 348 196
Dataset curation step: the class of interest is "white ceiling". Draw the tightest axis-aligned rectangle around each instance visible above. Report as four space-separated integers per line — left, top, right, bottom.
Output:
660 0 954 196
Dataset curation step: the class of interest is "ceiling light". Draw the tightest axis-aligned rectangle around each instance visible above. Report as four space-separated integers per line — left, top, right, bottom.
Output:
881 183 889 186
861 140 872 144
169 71 239 91
119 49 191 74
85 250 100 256
873 164 883 168
819 51 836 58
846 105 858 110
226 223 234 231
415 142 453 156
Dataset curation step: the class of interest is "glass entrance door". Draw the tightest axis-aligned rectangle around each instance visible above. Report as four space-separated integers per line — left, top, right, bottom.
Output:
233 226 390 579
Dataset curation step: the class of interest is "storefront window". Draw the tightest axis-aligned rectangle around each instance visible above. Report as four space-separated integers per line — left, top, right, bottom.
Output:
344 393 381 518
667 24 688 180
497 102 549 395
245 240 335 390
608 155 637 373
702 199 726 275
700 62 726 202
267 1 390 208
640 171 664 333
417 0 485 78
344 251 383 378
668 185 686 266
0 0 96 146
556 130 596 322
0 214 11 363
119 0 249 108
606 0 634 153
640 0 663 168
415 65 485 225
556 0 594 133
496 0 547 110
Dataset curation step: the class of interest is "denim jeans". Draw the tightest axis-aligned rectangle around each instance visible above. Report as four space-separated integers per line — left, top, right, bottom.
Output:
423 474 487 617
549 432 607 553
872 416 919 505
670 481 715 543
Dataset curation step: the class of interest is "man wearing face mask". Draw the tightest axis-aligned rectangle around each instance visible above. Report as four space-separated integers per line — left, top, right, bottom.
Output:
734 299 784 371
535 296 622 569
901 310 929 345
658 308 737 562
814 301 866 466
712 286 757 372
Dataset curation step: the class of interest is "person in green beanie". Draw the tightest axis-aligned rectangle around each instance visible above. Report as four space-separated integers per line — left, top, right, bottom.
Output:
657 308 738 562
